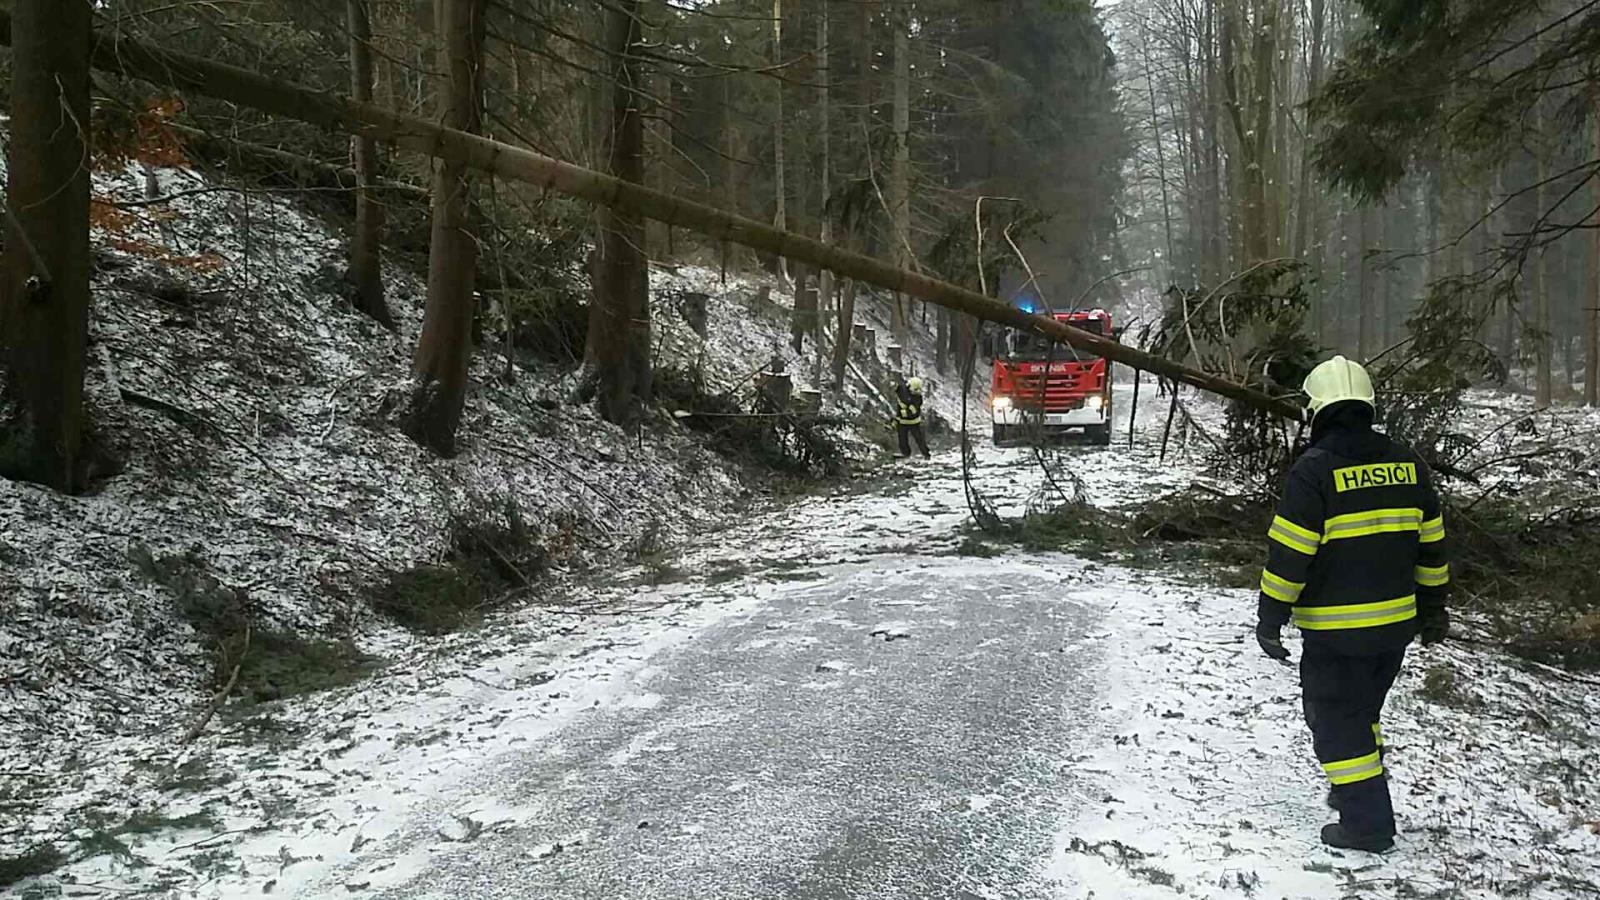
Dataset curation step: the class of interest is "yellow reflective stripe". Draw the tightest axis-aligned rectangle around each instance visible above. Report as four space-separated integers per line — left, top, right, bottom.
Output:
1293 595 1418 631
1415 564 1450 587
1268 516 1321 555
1420 516 1446 544
1371 722 1384 748
1260 569 1305 604
1323 750 1384 785
1322 507 1423 542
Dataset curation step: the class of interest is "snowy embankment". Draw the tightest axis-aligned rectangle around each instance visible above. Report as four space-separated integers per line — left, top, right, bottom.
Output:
0 155 953 859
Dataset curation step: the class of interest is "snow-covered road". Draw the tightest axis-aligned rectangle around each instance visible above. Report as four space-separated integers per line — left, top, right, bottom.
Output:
377 555 1105 899
14 383 1600 899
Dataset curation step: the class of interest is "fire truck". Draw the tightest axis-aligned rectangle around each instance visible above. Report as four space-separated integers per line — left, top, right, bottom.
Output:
989 304 1116 446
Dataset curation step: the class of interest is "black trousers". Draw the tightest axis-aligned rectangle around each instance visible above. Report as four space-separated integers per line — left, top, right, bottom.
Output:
897 424 929 458
1301 643 1406 836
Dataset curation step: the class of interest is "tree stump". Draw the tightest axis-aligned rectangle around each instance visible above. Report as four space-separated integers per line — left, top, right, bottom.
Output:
758 371 793 413
797 388 822 413
886 344 903 370
680 291 709 337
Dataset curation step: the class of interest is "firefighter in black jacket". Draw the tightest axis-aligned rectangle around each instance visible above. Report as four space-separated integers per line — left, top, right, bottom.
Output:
894 377 930 459
1255 356 1450 853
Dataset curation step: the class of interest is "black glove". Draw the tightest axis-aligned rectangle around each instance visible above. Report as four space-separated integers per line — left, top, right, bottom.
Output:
1419 608 1450 646
1256 620 1290 661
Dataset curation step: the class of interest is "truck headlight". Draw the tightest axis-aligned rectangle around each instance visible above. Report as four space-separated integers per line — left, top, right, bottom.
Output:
992 396 1012 411
1085 395 1104 411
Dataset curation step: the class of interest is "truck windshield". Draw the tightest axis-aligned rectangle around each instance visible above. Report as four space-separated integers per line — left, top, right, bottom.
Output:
1002 323 1104 361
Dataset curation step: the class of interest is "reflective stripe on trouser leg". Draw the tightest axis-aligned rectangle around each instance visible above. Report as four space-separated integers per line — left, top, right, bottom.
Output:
1302 646 1399 836
1371 722 1383 748
1323 750 1384 785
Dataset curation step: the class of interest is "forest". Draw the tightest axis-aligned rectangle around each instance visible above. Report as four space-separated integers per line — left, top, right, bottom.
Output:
0 0 1136 493
2 1 1599 896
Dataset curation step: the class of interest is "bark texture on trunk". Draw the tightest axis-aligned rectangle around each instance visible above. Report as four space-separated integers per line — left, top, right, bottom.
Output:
832 280 857 390
39 12 1303 420
889 0 911 340
772 0 790 288
1533 111 1553 410
0 0 96 493
791 269 817 355
832 0 873 391
404 0 485 455
348 0 392 329
816 2 834 388
1590 84 1600 407
590 0 651 427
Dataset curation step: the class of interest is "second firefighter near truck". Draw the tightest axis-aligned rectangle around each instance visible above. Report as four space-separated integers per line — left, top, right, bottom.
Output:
894 377 930 460
1255 355 1451 854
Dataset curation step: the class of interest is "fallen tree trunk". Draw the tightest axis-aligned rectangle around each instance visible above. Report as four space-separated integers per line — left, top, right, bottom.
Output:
0 13 1303 420
167 123 428 203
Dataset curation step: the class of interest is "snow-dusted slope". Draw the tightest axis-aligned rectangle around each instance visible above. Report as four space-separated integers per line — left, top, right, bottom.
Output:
0 160 940 781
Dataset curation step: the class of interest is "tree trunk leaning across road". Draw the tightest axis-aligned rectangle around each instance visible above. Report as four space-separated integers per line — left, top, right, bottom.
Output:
0 0 97 493
402 0 485 456
347 0 392 330
7 13 1306 421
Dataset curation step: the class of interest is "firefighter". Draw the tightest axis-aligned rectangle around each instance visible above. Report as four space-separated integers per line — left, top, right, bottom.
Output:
1254 355 1451 853
894 377 931 459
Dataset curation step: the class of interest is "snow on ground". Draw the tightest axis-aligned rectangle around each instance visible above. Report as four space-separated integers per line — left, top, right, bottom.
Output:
1450 388 1600 508
5 370 1597 897
0 157 959 869
0 161 737 758
1045 575 1600 899
0 378 1184 897
4 152 1596 898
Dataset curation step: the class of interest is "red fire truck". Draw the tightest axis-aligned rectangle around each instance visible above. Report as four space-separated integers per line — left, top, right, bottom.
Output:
989 308 1116 446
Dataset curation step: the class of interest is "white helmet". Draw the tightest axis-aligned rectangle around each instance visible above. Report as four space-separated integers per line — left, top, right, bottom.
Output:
1303 355 1375 417
907 377 924 393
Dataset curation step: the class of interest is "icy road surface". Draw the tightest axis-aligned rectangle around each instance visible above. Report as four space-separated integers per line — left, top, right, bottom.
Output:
17 384 1600 899
377 556 1106 899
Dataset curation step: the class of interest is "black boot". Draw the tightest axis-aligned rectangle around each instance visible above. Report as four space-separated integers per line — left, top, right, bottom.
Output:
1326 789 1342 811
1320 823 1394 853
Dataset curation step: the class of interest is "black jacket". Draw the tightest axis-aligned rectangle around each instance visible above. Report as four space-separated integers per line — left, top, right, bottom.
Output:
1258 403 1450 654
895 384 924 426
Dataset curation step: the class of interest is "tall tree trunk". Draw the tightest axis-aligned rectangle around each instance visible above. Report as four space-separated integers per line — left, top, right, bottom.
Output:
0 0 96 493
833 280 858 390
833 0 872 390
791 269 816 354
1358 204 1374 360
935 307 949 374
1589 81 1600 406
590 0 652 426
1142 26 1177 279
1292 0 1326 263
1374 206 1389 350
889 0 912 340
1533 106 1553 409
348 0 392 329
772 0 790 288
404 0 485 455
816 2 833 387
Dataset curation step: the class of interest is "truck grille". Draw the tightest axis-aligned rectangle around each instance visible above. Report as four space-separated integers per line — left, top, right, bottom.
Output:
1013 373 1095 411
